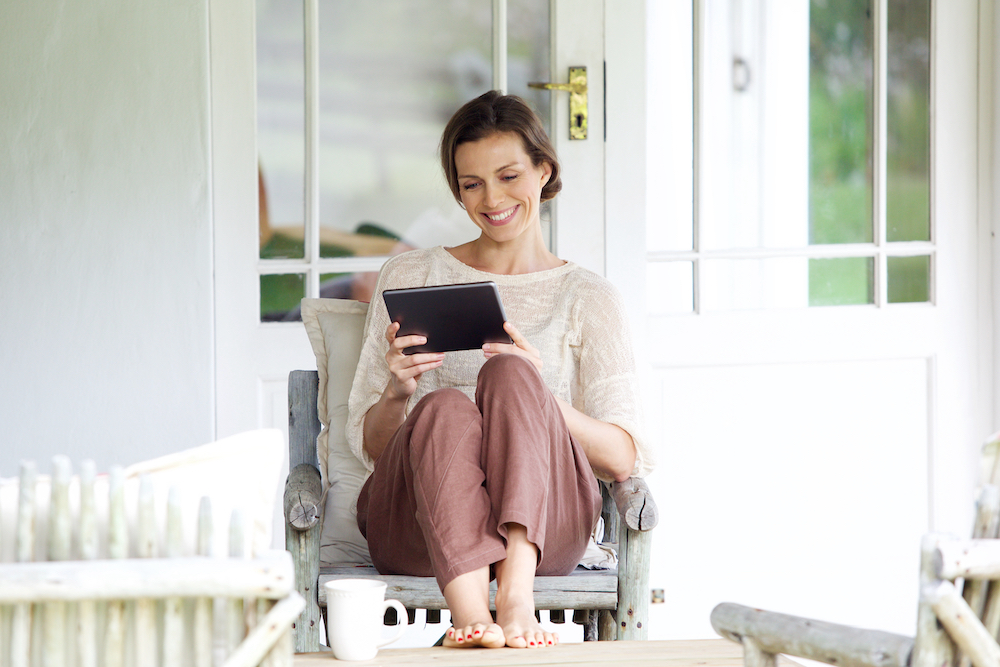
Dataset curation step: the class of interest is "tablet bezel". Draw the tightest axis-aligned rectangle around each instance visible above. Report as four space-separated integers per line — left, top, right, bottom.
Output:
382 281 513 354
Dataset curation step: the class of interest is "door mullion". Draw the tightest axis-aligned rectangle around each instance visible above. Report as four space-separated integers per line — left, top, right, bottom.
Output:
493 0 508 93
303 0 320 298
873 0 888 307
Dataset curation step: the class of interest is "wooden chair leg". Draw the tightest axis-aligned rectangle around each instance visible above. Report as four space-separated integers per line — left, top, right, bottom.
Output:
743 637 778 667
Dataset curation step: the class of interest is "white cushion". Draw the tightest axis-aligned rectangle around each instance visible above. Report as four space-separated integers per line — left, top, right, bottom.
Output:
301 298 372 565
0 429 284 562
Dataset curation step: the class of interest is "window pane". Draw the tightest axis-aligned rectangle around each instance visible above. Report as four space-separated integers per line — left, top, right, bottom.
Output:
647 0 693 252
809 257 874 306
886 0 930 242
809 0 873 245
702 258 810 311
261 273 306 322
508 0 551 137
887 255 930 303
698 2 810 251
316 1 490 261
647 262 693 315
257 0 305 260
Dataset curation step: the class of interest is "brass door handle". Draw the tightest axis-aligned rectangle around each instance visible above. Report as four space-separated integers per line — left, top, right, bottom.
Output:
528 66 588 140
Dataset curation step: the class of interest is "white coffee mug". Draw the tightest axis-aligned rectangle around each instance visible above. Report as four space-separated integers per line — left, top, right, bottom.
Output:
325 579 408 661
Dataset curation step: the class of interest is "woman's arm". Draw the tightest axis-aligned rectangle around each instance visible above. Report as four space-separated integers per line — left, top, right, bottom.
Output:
362 322 444 461
555 398 637 483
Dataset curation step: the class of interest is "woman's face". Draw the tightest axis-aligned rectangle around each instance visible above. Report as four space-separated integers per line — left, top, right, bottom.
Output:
454 132 552 247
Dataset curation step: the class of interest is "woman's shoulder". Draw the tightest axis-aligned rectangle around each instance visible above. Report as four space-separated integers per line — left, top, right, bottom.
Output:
377 247 446 288
562 264 627 304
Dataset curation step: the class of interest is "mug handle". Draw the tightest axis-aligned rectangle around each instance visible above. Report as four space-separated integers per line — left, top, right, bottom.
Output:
378 599 409 648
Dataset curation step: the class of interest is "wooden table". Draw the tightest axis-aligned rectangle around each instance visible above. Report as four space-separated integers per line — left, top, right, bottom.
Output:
294 638 802 665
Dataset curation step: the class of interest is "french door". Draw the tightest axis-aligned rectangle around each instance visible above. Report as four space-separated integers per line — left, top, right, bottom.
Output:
644 0 989 640
210 0 612 564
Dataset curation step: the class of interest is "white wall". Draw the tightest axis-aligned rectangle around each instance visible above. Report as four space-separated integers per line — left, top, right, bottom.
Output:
0 0 214 472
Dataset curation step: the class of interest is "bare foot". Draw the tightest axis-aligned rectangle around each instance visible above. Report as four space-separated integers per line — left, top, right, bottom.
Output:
442 622 506 648
493 523 558 649
495 589 558 648
442 567 506 649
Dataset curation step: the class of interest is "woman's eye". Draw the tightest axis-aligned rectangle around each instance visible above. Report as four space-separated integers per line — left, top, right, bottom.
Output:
502 174 518 182
462 182 480 191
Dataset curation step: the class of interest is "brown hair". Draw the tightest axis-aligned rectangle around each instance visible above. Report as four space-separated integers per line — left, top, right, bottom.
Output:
440 90 562 205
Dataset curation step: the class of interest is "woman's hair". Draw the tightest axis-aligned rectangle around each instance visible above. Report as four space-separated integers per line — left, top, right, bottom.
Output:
440 90 562 205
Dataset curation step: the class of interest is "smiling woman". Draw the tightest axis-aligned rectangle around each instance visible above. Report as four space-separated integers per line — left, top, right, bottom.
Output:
345 91 652 651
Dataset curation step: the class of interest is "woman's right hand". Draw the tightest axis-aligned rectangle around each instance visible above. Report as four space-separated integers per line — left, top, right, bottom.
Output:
384 321 445 400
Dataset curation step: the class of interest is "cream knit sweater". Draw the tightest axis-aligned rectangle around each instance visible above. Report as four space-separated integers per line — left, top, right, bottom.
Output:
346 246 652 480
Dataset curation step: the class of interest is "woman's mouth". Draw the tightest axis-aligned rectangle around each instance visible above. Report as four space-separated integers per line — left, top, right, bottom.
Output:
482 205 518 226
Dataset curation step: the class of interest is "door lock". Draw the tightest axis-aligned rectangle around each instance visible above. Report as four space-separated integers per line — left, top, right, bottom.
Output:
529 66 588 140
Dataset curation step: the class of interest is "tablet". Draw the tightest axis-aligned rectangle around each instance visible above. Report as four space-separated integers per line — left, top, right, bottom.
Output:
383 281 513 354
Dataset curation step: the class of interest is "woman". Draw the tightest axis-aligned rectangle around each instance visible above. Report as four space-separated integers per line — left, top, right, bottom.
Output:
347 90 652 649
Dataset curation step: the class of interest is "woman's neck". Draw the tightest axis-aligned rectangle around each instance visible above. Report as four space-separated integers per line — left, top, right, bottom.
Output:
447 233 564 275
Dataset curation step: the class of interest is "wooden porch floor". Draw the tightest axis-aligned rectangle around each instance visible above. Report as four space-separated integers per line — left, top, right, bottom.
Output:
293 638 802 665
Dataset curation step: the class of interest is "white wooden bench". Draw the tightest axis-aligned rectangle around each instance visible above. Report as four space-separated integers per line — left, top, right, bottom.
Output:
0 456 303 666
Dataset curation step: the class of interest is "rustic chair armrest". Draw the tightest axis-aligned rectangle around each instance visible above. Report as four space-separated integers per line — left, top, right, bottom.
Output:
611 476 658 532
283 463 322 531
711 602 914 667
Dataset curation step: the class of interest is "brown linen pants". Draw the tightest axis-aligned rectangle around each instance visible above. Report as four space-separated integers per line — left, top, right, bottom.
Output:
357 354 603 591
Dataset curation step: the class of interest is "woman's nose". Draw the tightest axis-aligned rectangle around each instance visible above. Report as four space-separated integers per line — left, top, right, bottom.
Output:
484 183 503 207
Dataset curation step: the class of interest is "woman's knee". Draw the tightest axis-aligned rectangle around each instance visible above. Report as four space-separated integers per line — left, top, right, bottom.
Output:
411 387 472 417
477 354 542 392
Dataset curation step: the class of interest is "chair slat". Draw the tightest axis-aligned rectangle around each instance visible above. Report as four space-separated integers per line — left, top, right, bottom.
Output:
77 461 98 667
913 534 956 667
959 486 1000 667
11 462 37 667
105 467 127 667
135 476 158 667
44 456 72 667
926 580 1000 667
194 497 214 667
228 510 247 654
163 487 185 667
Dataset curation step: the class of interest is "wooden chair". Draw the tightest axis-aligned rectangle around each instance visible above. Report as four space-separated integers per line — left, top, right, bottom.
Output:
284 369 659 652
0 456 303 666
711 478 1000 667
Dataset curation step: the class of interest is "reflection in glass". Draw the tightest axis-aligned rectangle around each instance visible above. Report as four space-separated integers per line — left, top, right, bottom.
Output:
887 255 930 303
809 0 873 245
507 0 552 139
809 257 874 306
257 0 305 260
261 273 306 322
647 262 693 315
701 258 810 311
315 1 491 262
699 2 810 251
886 0 930 242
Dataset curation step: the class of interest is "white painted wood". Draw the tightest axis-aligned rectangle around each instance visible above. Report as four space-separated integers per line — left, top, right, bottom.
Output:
220 594 305 667
936 539 1000 579
742 637 777 667
645 0 987 641
105 467 127 667
913 534 956 667
925 580 1000 667
194 498 214 667
710 602 913 667
1 458 299 666
550 0 605 275
77 461 98 667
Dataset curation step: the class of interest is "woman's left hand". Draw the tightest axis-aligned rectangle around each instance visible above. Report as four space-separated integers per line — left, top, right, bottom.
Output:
482 321 542 371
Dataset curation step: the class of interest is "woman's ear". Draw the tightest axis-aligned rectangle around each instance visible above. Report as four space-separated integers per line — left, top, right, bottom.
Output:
540 161 553 187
